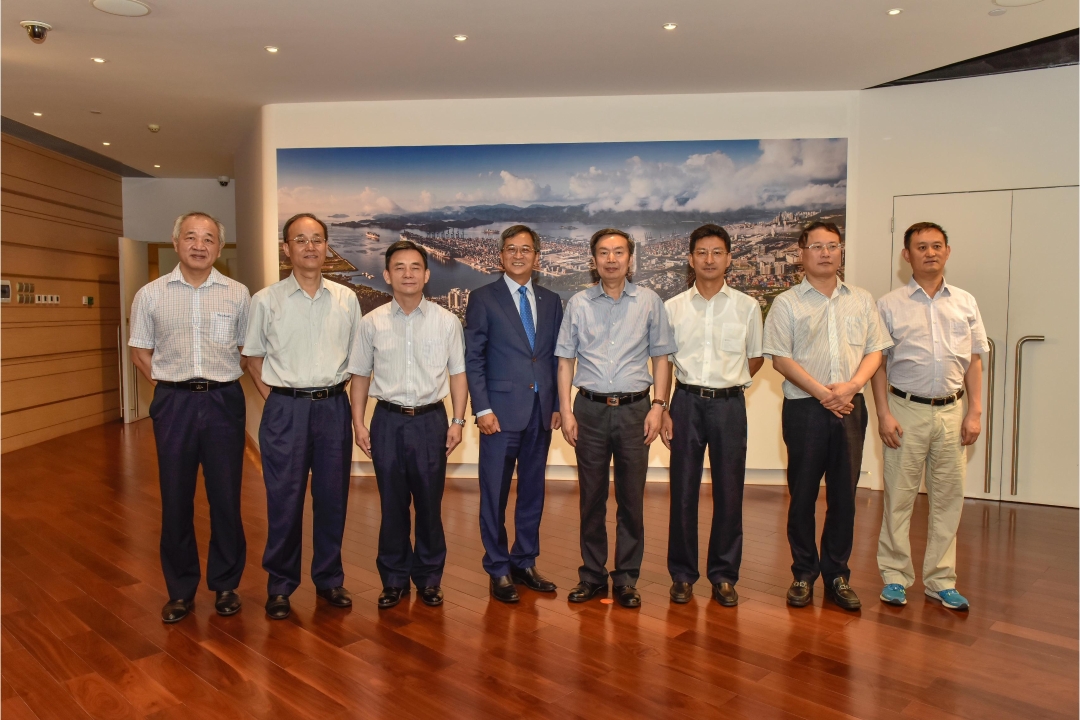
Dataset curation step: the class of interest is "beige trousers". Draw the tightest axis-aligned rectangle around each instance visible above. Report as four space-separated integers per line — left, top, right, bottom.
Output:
877 394 965 592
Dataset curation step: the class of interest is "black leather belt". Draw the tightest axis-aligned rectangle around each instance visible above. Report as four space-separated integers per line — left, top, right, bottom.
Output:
577 388 650 406
157 379 237 392
271 381 348 400
376 400 443 416
890 386 964 406
676 381 743 399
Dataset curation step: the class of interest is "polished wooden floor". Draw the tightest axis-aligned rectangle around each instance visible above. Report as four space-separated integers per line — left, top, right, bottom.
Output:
1 420 1077 720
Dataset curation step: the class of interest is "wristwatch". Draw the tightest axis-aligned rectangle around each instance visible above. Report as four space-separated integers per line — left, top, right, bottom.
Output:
652 399 668 410
451 417 466 426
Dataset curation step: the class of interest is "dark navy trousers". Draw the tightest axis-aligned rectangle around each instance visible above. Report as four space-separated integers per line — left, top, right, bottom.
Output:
258 391 352 596
478 394 551 578
149 382 246 601
370 403 448 588
667 387 748 585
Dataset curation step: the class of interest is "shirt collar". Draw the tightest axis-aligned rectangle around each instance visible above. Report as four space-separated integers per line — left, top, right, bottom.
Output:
689 282 733 302
796 275 849 299
391 296 428 317
167 264 226 289
588 279 637 301
906 276 951 300
285 272 325 300
503 273 533 296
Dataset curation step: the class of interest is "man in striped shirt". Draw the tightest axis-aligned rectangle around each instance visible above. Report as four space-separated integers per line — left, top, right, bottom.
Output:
763 221 892 611
130 212 250 623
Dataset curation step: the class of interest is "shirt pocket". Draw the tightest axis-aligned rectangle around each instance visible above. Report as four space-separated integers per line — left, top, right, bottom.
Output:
421 338 447 369
720 323 746 353
949 318 972 357
845 316 866 347
211 312 235 345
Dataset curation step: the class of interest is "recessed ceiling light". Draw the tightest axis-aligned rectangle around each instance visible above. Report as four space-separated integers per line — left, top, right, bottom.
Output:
33 112 42 117
663 22 677 30
888 8 903 15
265 46 279 53
989 7 1007 15
102 142 110 146
993 0 1044 6
91 0 150 17
454 34 468 42
154 164 160 168
91 57 107 63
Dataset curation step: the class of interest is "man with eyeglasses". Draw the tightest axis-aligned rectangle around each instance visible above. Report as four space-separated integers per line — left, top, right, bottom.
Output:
871 222 986 611
243 212 362 620
465 225 563 603
763 221 892 610
130 212 250 623
556 228 676 608
659 224 763 607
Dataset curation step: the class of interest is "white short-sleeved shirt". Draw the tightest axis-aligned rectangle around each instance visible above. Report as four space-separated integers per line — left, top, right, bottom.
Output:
877 278 989 398
242 274 362 388
665 283 763 389
128 265 250 382
348 297 466 407
762 277 893 400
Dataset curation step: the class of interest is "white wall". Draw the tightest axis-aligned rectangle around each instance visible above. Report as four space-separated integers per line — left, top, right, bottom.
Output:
231 66 1079 483
122 178 236 244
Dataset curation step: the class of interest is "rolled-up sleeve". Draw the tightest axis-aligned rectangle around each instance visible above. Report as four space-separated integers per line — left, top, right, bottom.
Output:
762 295 793 359
128 287 155 349
242 292 268 357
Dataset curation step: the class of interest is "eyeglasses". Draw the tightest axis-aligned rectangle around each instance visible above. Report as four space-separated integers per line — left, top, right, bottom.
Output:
502 245 535 257
805 242 842 253
290 235 326 247
693 249 730 259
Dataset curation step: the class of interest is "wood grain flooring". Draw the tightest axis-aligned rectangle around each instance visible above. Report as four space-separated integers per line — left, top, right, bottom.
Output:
1 419 1077 719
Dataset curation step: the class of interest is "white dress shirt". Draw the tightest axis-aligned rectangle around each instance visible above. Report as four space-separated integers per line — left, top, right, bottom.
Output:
242 273 362 388
128 265 250 382
877 278 989 398
665 282 763 389
503 274 537 326
763 277 893 400
348 297 466 407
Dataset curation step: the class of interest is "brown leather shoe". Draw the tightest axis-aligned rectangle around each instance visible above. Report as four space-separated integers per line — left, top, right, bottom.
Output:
787 580 813 607
161 598 193 623
824 577 861 611
670 582 693 604
712 582 738 607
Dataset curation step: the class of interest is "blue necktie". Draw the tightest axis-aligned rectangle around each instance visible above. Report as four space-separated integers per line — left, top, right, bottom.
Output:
518 286 536 351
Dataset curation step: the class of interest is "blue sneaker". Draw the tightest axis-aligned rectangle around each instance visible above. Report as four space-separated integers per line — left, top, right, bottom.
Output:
879 583 907 606
925 588 970 610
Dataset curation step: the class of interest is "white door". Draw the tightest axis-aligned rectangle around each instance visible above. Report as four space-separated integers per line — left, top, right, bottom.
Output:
118 237 152 422
1000 187 1079 507
892 192 1013 500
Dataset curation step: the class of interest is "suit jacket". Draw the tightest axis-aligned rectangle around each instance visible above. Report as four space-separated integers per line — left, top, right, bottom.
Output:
465 276 563 432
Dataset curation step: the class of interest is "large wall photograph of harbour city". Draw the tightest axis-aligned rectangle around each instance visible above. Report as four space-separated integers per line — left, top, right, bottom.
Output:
277 138 848 318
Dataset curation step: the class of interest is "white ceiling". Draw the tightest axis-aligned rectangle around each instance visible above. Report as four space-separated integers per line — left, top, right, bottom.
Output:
2 0 1076 177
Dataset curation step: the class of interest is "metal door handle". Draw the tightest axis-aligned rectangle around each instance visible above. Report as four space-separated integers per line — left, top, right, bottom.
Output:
1009 335 1044 495
983 338 995 493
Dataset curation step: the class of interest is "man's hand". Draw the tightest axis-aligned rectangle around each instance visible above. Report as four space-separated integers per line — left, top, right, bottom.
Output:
561 411 578 447
551 412 562 431
446 424 463 457
644 405 664 445
961 411 981 446
354 421 372 458
660 410 673 450
820 380 858 412
878 413 903 449
477 413 501 435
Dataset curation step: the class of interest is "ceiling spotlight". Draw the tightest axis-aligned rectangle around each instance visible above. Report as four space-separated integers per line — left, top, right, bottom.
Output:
20 21 52 44
454 34 468 41
663 22 677 30
148 123 160 133
989 7 1007 14
154 164 160 168
265 46 279 53
91 57 107 63
33 112 42 117
91 0 150 17
888 8 903 15
102 142 111 146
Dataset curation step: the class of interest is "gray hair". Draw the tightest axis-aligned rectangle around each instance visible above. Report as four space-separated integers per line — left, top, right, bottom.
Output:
172 212 226 244
500 224 540 253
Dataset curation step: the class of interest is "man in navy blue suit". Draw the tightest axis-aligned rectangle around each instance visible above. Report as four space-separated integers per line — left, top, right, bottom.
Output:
465 225 563 603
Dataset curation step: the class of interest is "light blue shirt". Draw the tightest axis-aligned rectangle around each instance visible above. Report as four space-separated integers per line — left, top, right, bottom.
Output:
555 281 676 393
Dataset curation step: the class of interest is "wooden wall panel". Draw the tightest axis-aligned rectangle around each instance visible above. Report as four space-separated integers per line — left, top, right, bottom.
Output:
1 134 123 453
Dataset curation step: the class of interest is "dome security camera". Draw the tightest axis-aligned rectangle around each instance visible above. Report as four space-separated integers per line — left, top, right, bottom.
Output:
20 21 52 44
218 176 230 187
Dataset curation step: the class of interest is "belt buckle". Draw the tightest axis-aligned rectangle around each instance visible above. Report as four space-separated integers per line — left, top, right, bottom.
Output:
312 389 328 400
402 406 416 416
606 396 620 407
699 388 710 398
192 382 208 392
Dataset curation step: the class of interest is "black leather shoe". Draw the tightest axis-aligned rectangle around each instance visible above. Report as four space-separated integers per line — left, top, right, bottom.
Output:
214 590 241 616
787 580 813 607
824 577 862 611
161 598 193 623
510 566 557 593
613 585 641 608
316 586 353 608
670 582 693 604
265 594 291 620
378 586 407 609
712 582 738 607
419 586 443 607
567 581 607 603
490 575 520 603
